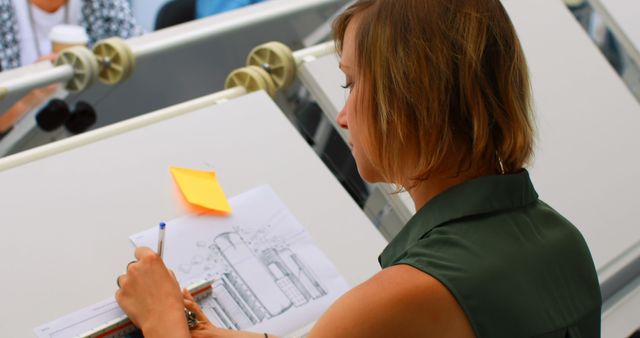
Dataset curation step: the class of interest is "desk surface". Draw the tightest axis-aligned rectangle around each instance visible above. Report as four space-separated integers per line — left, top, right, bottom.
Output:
603 274 640 337
0 92 386 337
299 0 640 295
589 0 640 65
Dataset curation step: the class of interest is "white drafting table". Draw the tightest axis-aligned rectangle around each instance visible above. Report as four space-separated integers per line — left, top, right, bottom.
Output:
299 0 640 305
588 0 640 68
504 0 640 302
0 91 386 337
603 275 640 337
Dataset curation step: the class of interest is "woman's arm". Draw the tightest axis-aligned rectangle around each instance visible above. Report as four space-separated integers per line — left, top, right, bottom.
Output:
116 250 473 338
307 264 476 338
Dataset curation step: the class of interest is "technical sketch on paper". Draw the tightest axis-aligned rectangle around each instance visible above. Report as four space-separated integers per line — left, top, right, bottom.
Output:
34 186 346 338
180 227 327 329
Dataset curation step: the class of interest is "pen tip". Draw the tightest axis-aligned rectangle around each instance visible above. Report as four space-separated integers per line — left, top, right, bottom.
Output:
160 222 166 229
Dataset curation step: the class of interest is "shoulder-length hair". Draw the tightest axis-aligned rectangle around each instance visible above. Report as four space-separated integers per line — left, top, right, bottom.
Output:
333 0 534 186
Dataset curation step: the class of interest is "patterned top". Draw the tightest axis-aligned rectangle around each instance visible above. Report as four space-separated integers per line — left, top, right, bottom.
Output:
379 170 602 337
0 0 142 71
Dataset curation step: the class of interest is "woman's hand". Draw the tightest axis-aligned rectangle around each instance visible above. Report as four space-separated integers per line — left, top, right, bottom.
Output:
115 247 190 338
182 290 272 338
0 53 60 133
182 288 219 338
36 53 59 64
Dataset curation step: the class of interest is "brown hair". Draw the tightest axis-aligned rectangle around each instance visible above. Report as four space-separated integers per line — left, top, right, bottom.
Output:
333 0 534 186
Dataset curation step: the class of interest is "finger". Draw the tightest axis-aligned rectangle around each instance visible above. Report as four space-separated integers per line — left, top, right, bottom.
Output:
183 298 208 323
36 53 58 63
126 261 138 275
114 287 124 306
134 247 155 261
183 288 195 302
117 274 127 288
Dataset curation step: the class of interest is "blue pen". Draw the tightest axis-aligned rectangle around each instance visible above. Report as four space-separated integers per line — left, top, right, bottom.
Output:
157 222 166 258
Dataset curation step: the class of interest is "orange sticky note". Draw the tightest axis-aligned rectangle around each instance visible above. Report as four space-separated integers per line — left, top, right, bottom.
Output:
169 166 232 214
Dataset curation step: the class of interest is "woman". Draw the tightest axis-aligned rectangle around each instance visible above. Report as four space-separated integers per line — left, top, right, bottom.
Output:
116 1 602 337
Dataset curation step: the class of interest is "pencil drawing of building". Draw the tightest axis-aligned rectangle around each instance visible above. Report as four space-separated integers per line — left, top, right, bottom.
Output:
196 230 327 330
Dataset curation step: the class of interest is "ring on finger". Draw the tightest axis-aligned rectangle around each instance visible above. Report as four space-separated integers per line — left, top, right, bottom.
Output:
185 308 199 329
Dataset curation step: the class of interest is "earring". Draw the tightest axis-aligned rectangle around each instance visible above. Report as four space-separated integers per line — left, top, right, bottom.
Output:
494 150 506 175
497 155 506 175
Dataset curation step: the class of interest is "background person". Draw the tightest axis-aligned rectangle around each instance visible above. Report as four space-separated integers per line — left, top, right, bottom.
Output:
155 0 268 30
116 1 602 337
0 0 142 136
0 0 142 70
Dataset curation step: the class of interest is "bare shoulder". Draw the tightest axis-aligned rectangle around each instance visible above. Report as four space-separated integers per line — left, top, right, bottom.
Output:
308 264 475 338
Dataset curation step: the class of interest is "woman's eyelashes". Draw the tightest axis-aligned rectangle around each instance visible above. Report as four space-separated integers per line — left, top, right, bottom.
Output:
341 82 354 92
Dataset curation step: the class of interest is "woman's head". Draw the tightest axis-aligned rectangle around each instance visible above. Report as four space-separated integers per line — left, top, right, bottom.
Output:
334 0 534 187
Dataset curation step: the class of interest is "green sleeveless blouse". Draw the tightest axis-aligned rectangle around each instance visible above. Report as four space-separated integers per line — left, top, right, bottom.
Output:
379 171 601 337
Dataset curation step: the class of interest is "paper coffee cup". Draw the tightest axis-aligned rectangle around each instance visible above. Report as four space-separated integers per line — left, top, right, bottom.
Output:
49 24 89 53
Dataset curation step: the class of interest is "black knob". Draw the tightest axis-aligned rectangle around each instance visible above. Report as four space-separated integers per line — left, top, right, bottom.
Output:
35 99 71 132
65 101 97 134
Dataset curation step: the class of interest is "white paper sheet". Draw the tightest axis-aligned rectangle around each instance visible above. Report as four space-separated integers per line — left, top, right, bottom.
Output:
34 185 348 338
33 298 129 338
130 185 349 337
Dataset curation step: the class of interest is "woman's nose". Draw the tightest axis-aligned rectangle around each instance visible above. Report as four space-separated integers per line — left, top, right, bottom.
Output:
336 108 348 129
